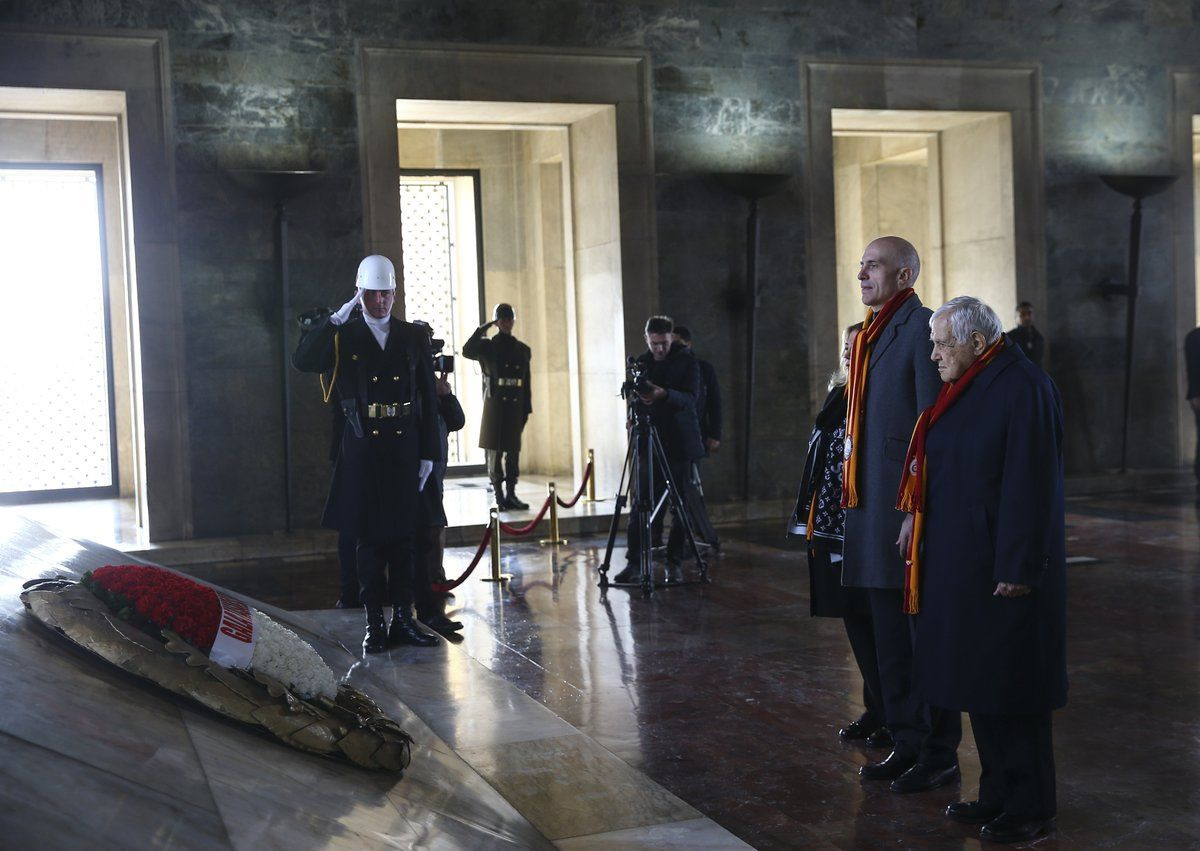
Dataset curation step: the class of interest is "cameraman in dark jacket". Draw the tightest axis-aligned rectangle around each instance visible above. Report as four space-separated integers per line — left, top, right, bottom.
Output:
613 315 704 584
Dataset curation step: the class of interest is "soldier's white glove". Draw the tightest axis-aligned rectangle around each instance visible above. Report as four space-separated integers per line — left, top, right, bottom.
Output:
418 459 434 491
331 290 361 325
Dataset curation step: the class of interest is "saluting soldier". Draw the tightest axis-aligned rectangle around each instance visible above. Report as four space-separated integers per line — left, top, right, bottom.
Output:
463 303 532 510
293 254 440 653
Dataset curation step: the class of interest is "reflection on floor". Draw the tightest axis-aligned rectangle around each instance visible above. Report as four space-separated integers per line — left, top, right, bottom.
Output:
225 484 1200 849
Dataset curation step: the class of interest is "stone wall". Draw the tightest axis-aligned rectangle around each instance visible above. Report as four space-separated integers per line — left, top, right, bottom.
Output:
1 1 1194 535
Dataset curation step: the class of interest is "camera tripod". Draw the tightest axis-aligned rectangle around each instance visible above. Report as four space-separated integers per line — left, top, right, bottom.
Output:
598 405 710 596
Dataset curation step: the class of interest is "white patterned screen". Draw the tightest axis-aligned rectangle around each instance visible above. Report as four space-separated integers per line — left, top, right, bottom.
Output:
400 179 469 465
0 168 114 495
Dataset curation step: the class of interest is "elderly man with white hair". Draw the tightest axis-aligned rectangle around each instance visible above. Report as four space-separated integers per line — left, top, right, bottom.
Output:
895 295 1067 844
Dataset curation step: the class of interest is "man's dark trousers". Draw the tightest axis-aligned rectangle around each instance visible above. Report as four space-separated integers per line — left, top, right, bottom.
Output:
627 452 697 566
843 586 886 728
357 538 415 610
868 587 961 765
969 712 1056 818
486 449 519 493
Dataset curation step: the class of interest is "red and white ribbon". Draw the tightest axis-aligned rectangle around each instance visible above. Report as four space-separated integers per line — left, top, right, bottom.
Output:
209 590 256 669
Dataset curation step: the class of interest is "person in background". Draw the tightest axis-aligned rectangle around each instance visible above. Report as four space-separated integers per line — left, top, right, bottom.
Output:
789 321 890 750
463 303 532 511
411 321 467 638
1185 325 1200 494
1007 301 1044 369
670 325 720 550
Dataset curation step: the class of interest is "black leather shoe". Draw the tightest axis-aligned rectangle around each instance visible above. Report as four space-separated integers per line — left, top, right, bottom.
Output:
945 800 1003 824
388 612 438 647
980 813 1056 844
859 750 916 780
890 762 960 794
363 608 388 654
838 718 875 740
420 614 464 637
611 564 641 584
664 561 683 583
866 727 894 749
506 492 530 510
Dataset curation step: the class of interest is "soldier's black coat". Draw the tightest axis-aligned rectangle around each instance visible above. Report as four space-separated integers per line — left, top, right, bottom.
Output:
462 327 532 452
293 315 439 542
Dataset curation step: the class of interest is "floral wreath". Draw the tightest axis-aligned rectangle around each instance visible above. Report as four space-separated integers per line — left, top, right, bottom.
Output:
21 564 412 772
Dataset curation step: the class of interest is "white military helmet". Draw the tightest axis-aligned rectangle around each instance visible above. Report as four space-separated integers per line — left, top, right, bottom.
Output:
355 254 396 291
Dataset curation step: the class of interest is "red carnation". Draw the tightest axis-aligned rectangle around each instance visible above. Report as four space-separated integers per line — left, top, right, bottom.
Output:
89 565 222 652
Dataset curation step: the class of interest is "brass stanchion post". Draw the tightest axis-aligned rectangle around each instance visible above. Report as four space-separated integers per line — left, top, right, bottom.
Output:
586 448 597 502
482 505 512 582
539 482 568 546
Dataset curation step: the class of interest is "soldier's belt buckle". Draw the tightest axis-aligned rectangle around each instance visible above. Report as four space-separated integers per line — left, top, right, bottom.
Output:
367 402 411 418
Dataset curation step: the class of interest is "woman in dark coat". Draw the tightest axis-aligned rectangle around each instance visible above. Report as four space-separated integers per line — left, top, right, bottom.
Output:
902 296 1066 844
790 324 889 747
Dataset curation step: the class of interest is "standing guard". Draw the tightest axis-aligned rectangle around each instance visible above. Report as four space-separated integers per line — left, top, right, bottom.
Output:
463 303 532 510
293 254 441 653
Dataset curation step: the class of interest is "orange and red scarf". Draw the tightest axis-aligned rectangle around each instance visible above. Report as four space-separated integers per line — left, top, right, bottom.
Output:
842 287 917 508
895 336 1006 614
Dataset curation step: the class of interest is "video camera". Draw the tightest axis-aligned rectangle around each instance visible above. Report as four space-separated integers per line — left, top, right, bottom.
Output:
430 337 454 374
620 356 653 400
412 320 455 374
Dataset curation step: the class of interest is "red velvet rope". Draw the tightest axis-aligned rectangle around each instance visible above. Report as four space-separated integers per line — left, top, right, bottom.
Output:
431 527 493 593
498 494 553 536
555 462 593 508
430 462 594 592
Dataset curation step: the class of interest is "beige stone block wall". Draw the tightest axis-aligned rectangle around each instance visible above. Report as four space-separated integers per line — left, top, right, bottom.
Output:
939 114 1017 316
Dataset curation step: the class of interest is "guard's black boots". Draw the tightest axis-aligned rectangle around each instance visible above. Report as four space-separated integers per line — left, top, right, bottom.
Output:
506 484 530 510
420 614 464 637
363 608 388 654
388 610 438 647
492 481 513 510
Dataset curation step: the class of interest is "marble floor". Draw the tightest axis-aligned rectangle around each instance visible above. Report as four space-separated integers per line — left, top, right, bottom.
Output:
6 482 1200 848
0 513 742 849
231 483 1200 849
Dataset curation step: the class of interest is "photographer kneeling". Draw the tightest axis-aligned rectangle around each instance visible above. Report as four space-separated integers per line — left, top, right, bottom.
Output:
613 315 705 585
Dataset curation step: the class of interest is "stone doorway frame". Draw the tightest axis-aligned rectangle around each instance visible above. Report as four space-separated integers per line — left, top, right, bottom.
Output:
356 42 656 494
0 29 190 541
800 58 1046 410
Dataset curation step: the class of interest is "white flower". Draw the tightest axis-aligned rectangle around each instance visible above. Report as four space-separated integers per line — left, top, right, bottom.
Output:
248 610 338 701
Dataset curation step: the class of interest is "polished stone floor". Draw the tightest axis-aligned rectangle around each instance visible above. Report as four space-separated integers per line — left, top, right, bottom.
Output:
224 483 1200 849
7 482 1200 848
1 514 741 848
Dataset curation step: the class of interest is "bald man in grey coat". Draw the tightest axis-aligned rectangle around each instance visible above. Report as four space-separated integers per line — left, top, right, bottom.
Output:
841 237 961 793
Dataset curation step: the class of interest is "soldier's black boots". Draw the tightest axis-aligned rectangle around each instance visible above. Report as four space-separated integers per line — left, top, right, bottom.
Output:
505 485 530 510
492 481 513 510
363 608 388 654
388 610 438 647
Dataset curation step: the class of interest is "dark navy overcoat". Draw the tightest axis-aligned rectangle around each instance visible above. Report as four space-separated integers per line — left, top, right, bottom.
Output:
911 341 1068 715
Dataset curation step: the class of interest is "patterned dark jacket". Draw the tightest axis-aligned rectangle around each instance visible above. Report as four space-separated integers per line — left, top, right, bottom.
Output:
789 385 848 552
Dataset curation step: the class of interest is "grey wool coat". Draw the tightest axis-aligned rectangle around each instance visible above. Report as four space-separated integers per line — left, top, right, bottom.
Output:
841 291 942 589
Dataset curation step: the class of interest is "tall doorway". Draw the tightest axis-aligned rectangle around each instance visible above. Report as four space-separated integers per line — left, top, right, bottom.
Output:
398 170 486 470
0 165 119 501
831 109 1017 340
